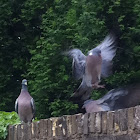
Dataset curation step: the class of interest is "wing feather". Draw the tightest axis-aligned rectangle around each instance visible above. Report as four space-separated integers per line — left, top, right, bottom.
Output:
90 33 117 77
30 98 35 119
66 49 86 80
15 99 18 113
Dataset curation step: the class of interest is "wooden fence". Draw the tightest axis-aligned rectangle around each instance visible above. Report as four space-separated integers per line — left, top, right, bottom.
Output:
7 105 140 140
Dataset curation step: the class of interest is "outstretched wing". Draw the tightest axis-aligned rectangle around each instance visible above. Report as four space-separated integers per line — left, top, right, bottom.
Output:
66 49 86 80
90 33 117 77
96 87 128 111
15 99 18 113
97 83 140 111
30 98 35 119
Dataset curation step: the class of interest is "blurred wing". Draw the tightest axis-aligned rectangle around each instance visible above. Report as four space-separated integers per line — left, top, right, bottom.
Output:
66 49 86 80
72 79 92 101
101 60 113 77
15 99 18 113
97 83 140 111
96 33 117 61
97 87 128 110
91 33 117 77
31 98 35 119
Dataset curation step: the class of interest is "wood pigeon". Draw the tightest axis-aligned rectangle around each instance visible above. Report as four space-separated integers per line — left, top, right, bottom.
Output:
15 79 35 123
65 32 117 100
82 83 140 113
82 99 110 113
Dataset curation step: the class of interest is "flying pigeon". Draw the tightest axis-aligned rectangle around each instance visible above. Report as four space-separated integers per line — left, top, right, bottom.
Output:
15 79 35 123
82 83 140 113
65 32 117 100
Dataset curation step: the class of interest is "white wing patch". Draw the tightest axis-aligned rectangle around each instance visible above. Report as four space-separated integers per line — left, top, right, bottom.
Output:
15 99 18 113
89 52 93 56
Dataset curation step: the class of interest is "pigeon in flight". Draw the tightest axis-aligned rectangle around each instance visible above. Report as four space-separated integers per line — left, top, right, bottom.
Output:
82 83 140 113
65 32 117 100
82 99 110 113
15 79 35 123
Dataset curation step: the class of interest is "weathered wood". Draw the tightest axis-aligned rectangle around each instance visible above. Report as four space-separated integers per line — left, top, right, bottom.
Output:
89 113 96 133
76 113 83 134
107 111 114 134
71 114 77 134
134 105 140 133
48 118 52 137
7 106 140 140
128 107 135 131
7 125 14 140
95 112 102 133
101 111 107 134
119 109 128 131
83 113 89 135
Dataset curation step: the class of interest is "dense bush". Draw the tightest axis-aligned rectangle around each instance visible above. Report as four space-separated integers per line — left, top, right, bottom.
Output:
0 111 20 140
0 0 140 119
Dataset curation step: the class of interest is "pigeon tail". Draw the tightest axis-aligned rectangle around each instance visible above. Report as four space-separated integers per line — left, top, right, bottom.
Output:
72 81 92 101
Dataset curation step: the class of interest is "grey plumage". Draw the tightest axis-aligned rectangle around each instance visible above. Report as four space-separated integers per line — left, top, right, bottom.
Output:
82 99 110 113
15 79 35 123
67 49 86 80
65 33 117 100
82 83 140 113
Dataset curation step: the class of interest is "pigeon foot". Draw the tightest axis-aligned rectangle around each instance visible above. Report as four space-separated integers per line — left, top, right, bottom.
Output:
92 84 105 89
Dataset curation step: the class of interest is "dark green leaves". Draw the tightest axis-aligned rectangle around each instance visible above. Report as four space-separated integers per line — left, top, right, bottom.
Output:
0 0 140 127
0 111 20 140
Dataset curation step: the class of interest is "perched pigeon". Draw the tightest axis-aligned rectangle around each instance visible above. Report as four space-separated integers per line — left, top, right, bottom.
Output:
15 79 35 123
82 83 140 113
65 33 117 100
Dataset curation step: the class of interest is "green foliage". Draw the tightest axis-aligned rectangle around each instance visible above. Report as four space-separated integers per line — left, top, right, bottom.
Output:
0 0 47 111
28 0 140 118
27 0 108 119
50 99 78 117
0 0 140 123
0 111 20 140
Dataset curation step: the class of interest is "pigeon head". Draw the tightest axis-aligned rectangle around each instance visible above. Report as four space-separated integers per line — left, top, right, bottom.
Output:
88 48 101 56
82 99 94 109
21 79 28 91
22 79 27 85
